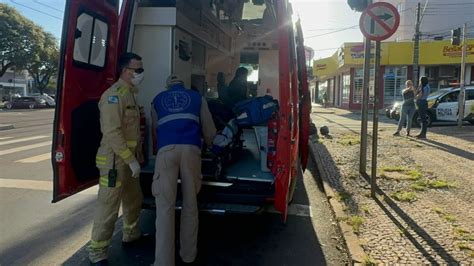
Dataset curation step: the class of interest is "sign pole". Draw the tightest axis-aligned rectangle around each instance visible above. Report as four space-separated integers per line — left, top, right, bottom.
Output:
371 40 381 198
358 1 399 176
458 23 467 128
359 36 371 174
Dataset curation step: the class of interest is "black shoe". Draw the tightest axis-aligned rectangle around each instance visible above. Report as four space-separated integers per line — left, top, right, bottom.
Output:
393 131 400 136
90 259 108 266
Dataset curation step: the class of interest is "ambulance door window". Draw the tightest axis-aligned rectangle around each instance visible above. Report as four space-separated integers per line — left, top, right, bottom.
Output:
73 12 109 68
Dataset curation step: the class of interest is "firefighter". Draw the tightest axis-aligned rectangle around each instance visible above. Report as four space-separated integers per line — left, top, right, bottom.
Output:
88 52 145 265
151 74 216 266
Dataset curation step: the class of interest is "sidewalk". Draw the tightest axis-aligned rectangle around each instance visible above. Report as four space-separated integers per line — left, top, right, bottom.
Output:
309 105 474 264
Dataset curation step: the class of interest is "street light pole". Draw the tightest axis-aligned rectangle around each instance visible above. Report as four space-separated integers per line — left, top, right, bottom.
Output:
412 3 421 83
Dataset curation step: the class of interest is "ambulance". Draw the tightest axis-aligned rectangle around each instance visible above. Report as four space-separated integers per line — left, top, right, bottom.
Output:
52 0 311 221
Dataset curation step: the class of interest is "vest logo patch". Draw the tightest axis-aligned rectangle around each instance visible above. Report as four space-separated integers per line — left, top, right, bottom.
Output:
161 91 191 112
108 96 119 104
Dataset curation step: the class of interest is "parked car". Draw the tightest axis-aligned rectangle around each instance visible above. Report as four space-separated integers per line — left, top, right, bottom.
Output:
30 94 56 107
385 86 474 126
4 96 49 109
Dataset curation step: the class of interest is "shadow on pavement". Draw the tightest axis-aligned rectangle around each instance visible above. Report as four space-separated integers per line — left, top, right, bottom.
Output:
0 198 95 265
310 139 361 215
359 173 458 265
413 138 474 161
63 174 328 266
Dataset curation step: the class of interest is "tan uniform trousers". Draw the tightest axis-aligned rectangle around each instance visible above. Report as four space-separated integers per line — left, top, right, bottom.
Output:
88 166 143 263
152 144 202 266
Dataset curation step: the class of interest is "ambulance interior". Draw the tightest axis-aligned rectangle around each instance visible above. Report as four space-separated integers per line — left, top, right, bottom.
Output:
130 0 281 186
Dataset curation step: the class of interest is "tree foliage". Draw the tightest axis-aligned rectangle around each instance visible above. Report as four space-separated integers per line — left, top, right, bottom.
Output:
25 32 59 95
0 3 59 94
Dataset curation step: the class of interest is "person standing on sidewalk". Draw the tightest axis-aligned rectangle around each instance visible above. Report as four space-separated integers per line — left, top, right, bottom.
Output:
89 53 145 265
393 80 416 136
415 76 430 139
151 74 216 266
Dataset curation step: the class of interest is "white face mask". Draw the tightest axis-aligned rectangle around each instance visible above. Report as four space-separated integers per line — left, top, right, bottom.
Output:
131 72 144 86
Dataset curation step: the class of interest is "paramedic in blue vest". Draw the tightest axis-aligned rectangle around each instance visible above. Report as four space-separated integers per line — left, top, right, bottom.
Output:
151 74 216 266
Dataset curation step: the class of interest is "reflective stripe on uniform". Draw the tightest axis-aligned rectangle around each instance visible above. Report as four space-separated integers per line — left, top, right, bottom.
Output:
117 87 129 96
126 140 137 148
119 148 133 160
90 239 111 249
96 156 107 166
123 220 139 232
99 175 122 188
157 113 200 126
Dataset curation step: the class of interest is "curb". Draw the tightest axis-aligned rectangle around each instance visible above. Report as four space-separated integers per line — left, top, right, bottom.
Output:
0 124 14 130
308 134 366 264
311 110 335 114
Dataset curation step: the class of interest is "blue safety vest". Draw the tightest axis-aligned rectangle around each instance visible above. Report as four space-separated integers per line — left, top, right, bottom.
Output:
153 84 202 150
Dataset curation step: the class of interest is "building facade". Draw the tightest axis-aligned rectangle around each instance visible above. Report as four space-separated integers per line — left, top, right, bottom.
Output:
313 39 474 110
0 69 30 101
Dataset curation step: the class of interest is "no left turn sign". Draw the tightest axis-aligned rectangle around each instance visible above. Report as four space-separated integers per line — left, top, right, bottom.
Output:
359 2 400 41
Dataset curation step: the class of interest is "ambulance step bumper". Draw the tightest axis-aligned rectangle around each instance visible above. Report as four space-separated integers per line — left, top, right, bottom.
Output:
142 198 261 214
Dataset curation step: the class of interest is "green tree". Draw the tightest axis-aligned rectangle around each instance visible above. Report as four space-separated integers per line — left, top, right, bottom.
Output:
0 3 41 77
0 3 59 94
25 32 59 95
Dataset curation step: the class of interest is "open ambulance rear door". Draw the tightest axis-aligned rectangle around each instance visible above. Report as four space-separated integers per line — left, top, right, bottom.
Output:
52 0 134 202
295 19 311 171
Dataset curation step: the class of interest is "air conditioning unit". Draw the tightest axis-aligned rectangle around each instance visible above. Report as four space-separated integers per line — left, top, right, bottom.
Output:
439 66 455 77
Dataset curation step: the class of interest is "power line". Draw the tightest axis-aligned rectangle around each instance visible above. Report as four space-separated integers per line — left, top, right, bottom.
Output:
305 25 359 39
10 0 62 21
33 0 64 13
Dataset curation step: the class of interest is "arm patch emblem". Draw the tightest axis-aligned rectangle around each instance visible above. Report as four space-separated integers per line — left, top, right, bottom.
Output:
108 96 119 104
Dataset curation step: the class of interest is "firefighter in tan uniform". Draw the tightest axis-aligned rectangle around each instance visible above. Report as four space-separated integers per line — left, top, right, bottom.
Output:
152 75 216 266
89 53 145 265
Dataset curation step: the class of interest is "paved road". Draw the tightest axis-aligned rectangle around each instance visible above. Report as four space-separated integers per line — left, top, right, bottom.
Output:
0 109 348 265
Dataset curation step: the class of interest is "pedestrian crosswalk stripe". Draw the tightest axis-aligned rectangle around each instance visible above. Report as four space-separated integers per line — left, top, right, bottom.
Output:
15 152 51 163
0 141 52 156
0 136 49 146
0 137 14 140
0 178 98 194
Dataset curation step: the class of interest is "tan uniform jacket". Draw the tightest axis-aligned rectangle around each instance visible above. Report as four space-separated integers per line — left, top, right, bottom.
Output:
96 79 143 170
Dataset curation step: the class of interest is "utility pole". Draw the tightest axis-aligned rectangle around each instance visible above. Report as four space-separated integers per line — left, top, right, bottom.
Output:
458 23 467 128
359 0 373 175
371 40 381 198
412 2 421 83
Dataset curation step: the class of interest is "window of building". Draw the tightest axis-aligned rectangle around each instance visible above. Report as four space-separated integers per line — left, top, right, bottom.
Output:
342 73 350 103
73 12 108 68
353 68 363 103
384 66 407 105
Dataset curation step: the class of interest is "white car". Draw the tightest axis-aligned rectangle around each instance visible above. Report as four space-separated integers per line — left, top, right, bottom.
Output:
386 86 474 126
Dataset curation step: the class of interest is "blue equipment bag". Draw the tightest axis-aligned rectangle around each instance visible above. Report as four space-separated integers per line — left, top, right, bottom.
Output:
233 95 278 126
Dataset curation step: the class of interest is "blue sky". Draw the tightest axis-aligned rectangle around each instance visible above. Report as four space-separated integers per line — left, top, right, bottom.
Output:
1 0 65 41
2 0 363 59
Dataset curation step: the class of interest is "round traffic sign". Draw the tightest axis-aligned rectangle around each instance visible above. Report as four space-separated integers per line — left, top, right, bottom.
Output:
359 2 400 41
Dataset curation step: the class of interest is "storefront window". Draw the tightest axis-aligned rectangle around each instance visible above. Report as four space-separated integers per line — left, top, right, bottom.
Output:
425 66 459 90
342 73 350 103
353 68 363 103
384 66 407 105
